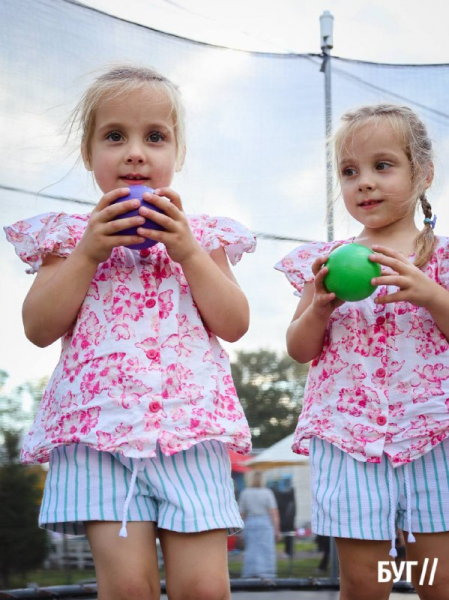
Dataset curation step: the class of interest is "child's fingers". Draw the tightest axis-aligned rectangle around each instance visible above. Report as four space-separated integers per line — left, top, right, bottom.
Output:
374 289 408 305
112 234 147 247
152 187 184 212
311 255 329 276
136 227 166 246
314 264 329 286
138 201 175 231
139 190 188 232
370 245 410 267
371 274 404 288
95 188 131 212
104 214 146 235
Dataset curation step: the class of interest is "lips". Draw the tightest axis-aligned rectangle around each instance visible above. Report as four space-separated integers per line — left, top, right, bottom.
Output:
359 199 383 207
120 174 149 183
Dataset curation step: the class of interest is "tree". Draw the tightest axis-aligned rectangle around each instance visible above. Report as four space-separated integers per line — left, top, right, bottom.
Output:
0 372 48 588
0 430 48 588
231 349 308 448
0 370 23 434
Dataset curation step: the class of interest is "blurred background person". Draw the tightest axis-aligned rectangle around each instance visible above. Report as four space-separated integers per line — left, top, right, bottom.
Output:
239 471 281 579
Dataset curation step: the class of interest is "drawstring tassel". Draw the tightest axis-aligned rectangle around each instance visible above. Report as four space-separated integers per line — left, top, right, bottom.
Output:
387 460 397 558
404 463 416 544
119 526 128 538
389 546 398 558
119 461 140 538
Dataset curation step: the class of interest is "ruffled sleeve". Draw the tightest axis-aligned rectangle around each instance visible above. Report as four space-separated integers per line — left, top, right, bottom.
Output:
3 212 89 274
274 240 338 295
189 214 256 265
434 236 449 290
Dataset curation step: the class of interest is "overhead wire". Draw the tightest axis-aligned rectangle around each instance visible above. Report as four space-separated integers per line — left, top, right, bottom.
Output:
64 0 297 55
159 0 298 53
0 184 310 243
3 1 449 246
307 56 449 124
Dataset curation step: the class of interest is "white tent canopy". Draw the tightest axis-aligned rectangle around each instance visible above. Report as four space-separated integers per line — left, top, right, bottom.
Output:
246 434 309 469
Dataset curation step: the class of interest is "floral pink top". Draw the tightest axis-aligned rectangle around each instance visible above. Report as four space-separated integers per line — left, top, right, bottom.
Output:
275 238 449 466
5 212 256 464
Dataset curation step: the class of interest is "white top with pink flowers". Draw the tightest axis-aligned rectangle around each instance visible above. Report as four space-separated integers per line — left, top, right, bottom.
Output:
275 237 449 467
5 211 256 464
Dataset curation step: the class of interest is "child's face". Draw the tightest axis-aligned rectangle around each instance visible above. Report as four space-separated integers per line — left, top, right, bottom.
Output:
339 121 416 231
83 87 178 193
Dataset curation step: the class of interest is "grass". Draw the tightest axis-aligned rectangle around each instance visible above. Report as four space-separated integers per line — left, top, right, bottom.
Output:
228 540 325 579
5 568 97 589
3 540 326 590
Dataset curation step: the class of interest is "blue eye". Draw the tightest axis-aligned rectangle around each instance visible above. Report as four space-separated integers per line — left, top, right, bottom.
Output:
148 132 164 143
342 167 356 177
106 131 123 142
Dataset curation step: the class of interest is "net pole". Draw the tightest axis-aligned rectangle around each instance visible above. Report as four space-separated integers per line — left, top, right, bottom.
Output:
320 10 340 583
320 10 334 242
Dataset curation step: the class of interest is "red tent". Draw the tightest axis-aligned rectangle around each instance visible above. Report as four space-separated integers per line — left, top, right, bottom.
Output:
228 449 251 473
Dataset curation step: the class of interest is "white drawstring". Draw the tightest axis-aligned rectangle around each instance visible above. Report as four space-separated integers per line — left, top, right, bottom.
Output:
404 463 416 544
387 460 416 557
119 460 142 538
387 460 397 558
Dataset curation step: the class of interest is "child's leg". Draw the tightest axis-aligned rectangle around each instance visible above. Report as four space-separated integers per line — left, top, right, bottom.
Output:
85 521 160 600
159 528 230 600
403 531 449 600
335 538 393 600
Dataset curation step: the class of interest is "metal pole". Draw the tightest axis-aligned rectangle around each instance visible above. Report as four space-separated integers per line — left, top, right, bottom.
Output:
320 10 339 583
320 10 334 242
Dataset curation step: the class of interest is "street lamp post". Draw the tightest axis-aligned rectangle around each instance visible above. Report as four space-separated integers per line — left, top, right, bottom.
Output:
320 10 334 242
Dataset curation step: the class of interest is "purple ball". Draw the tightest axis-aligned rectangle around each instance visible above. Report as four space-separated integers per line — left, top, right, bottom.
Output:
112 185 164 250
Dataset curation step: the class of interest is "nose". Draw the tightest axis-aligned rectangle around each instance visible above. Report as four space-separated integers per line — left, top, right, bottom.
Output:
358 171 375 192
125 143 146 165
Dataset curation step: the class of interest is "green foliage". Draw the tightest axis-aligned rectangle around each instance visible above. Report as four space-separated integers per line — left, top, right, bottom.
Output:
0 430 48 588
231 349 308 448
0 372 48 436
0 370 23 434
16 377 48 419
0 372 49 588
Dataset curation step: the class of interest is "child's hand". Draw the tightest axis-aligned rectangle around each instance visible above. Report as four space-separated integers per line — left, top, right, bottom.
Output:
370 245 438 308
78 188 147 264
136 188 201 264
310 253 345 316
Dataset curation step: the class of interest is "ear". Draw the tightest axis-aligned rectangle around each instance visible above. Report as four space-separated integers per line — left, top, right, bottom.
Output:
424 161 434 189
81 143 92 171
175 145 186 172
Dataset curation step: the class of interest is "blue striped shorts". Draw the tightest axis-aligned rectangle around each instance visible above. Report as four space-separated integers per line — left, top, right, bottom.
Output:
40 440 243 536
311 437 449 541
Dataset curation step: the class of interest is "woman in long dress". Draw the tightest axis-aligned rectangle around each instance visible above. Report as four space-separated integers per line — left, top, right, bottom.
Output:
239 471 281 578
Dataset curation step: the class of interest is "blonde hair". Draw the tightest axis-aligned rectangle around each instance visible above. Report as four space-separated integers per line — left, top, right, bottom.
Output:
70 64 186 171
333 104 435 268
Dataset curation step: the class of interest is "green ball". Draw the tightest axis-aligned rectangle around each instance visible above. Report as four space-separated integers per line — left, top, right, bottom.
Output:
324 243 381 302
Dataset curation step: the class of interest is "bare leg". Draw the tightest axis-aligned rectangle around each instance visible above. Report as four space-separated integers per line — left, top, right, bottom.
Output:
160 528 230 600
335 538 393 600
403 531 449 600
85 521 160 600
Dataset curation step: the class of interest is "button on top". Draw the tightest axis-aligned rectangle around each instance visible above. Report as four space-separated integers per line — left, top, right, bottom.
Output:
140 249 151 258
149 401 162 413
377 415 387 426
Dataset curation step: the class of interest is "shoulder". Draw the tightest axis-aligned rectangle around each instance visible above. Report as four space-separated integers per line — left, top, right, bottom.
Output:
4 212 90 273
187 213 256 265
274 238 351 294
